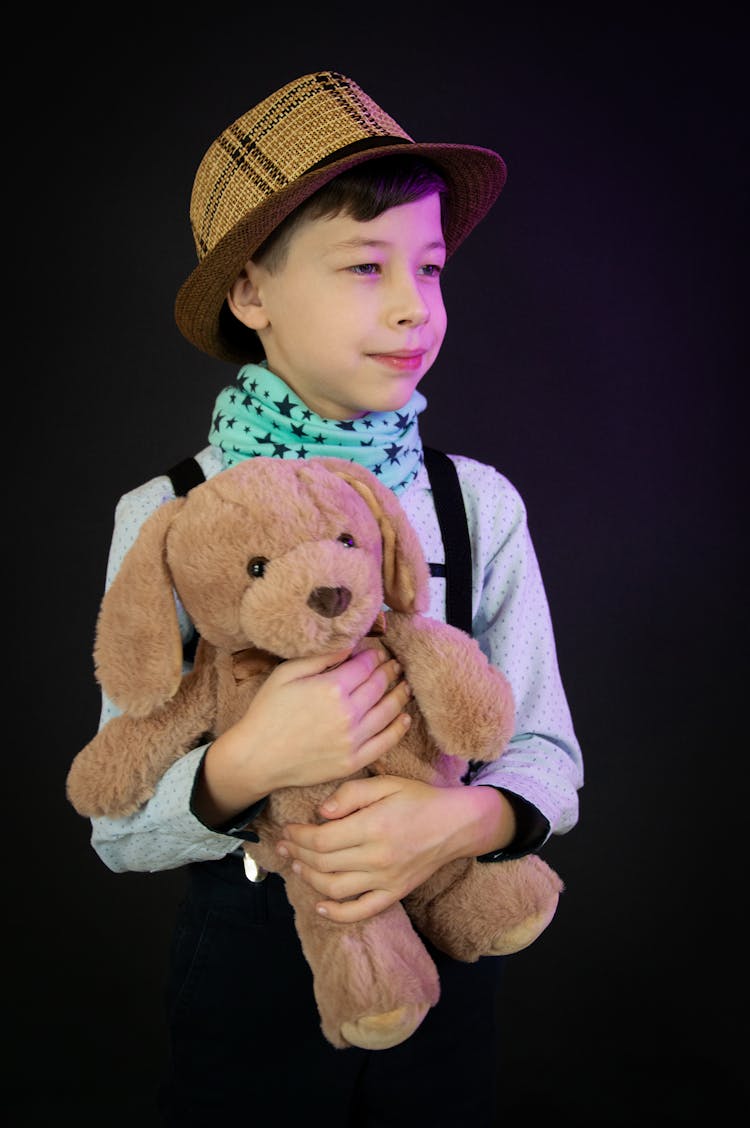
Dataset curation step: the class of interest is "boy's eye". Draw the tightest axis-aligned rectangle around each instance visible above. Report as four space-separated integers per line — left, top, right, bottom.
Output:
349 263 380 275
337 533 356 548
247 556 269 578
420 263 443 277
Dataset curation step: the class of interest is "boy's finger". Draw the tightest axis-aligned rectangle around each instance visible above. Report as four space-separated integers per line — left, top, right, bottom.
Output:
316 889 396 924
275 647 353 681
319 774 402 820
325 645 390 692
348 658 404 716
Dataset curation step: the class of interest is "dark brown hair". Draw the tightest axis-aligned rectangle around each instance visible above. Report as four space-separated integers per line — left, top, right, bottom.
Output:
254 154 448 272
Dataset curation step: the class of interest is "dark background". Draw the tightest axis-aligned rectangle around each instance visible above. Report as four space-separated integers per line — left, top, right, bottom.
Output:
10 6 746 1125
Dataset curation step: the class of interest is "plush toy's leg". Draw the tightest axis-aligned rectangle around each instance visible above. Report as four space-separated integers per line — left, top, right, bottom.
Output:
283 872 440 1050
404 854 564 961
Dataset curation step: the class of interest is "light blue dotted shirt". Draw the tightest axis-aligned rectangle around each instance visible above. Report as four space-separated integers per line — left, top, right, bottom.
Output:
90 445 583 873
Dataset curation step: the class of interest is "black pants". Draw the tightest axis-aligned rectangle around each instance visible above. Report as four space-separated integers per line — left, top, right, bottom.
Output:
158 853 505 1127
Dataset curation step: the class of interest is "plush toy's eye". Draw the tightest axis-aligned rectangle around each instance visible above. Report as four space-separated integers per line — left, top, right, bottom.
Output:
247 556 269 578
338 533 356 548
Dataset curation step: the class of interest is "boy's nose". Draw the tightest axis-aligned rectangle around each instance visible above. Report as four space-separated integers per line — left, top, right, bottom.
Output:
396 305 429 327
388 279 430 328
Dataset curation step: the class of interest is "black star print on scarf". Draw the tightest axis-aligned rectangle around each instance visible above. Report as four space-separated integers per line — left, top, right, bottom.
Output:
208 362 427 495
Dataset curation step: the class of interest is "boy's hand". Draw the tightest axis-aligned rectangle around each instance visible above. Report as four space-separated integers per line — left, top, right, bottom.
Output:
277 776 515 923
193 646 412 827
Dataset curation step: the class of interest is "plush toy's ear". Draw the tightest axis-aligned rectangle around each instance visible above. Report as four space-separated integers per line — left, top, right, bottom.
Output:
318 458 431 613
93 498 187 717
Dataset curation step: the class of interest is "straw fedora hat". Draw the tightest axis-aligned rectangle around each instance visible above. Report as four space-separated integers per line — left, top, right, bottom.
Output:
174 70 507 364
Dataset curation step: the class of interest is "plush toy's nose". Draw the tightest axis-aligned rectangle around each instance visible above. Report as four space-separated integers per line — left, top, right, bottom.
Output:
307 586 352 618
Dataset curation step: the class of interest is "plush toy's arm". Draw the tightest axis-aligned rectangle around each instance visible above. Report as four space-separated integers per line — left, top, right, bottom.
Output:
383 612 514 763
67 642 218 819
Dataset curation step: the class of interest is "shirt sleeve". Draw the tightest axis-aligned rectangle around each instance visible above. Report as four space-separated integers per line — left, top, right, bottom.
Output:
453 456 584 848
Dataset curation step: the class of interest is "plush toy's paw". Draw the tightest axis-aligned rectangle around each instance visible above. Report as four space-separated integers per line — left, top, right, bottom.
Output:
405 854 565 962
487 893 561 955
66 741 156 818
341 1003 431 1051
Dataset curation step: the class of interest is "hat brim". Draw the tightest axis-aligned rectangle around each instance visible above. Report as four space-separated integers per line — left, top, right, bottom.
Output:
174 141 507 364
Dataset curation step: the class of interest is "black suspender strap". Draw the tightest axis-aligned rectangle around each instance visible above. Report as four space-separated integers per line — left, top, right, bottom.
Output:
422 447 473 634
166 450 473 633
166 456 208 497
166 458 207 665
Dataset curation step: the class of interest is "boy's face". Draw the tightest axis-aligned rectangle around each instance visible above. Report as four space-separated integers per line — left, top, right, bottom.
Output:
228 193 448 420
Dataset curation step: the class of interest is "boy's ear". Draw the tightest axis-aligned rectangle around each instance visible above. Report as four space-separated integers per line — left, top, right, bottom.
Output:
226 261 269 330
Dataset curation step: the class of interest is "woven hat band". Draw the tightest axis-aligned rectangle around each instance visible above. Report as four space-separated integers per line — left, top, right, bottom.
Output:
190 72 413 262
303 135 411 176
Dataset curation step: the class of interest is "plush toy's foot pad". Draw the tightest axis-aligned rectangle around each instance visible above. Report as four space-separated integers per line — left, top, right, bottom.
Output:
489 896 560 955
341 1004 429 1051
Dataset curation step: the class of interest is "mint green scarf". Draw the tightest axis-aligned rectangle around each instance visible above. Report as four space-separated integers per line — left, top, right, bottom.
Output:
209 363 426 495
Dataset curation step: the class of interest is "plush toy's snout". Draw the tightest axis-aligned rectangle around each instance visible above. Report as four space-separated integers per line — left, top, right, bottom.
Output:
234 535 385 659
308 586 351 617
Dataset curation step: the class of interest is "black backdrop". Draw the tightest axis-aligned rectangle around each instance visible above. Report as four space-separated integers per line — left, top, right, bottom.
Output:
10 7 746 1125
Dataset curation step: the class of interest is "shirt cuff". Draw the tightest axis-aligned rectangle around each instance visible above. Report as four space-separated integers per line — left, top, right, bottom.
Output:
188 746 268 842
475 787 550 863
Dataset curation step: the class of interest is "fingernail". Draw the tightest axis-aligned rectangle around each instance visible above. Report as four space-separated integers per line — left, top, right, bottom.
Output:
277 844 289 857
317 905 328 916
321 799 338 814
292 861 302 874
401 713 412 728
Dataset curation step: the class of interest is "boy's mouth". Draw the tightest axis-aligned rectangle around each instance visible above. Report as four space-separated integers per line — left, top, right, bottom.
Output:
368 349 426 371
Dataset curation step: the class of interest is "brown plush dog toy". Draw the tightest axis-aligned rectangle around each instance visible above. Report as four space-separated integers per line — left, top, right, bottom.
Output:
67 456 563 1051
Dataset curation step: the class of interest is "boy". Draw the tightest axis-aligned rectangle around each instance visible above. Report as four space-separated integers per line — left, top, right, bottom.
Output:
86 71 583 1126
